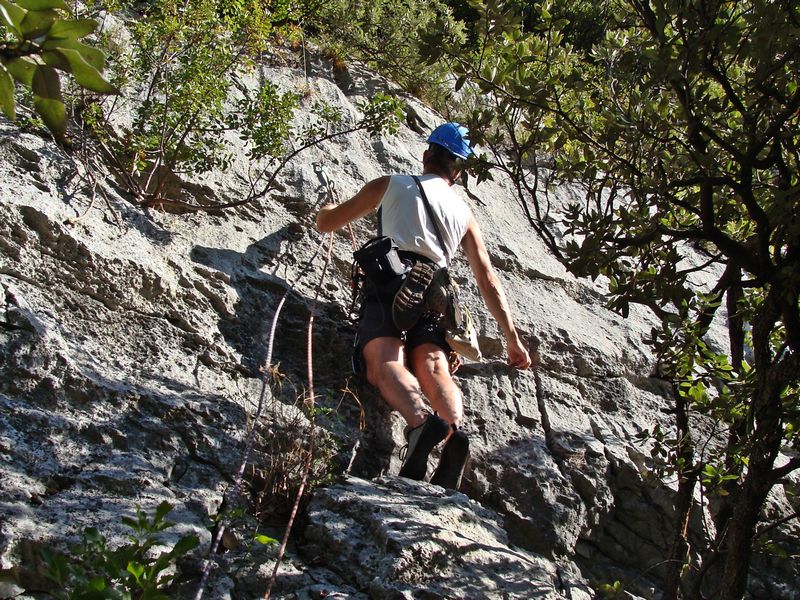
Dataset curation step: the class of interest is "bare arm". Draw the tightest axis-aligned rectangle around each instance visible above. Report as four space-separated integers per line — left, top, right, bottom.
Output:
316 176 390 232
462 216 531 369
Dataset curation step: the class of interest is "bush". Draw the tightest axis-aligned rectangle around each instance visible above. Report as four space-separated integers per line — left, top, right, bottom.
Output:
41 502 199 599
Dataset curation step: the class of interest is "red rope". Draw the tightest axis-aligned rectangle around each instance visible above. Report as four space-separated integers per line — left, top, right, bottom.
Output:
264 232 334 599
194 233 328 600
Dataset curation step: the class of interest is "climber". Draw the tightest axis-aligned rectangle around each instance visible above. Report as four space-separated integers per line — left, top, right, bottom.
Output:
315 122 531 490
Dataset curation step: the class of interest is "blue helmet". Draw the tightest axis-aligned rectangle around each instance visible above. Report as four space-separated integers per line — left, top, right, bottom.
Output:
426 122 473 160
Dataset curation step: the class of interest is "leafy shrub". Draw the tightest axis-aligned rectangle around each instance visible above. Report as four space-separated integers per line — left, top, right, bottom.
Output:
78 0 279 198
70 0 405 211
41 501 199 599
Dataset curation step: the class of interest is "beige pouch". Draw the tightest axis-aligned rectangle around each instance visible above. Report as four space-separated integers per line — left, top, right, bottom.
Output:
444 283 482 362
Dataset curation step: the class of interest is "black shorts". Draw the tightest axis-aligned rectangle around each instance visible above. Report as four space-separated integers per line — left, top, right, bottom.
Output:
355 295 451 357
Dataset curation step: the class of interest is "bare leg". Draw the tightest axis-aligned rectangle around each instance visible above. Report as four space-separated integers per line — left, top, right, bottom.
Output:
410 343 469 489
363 336 429 428
410 343 463 428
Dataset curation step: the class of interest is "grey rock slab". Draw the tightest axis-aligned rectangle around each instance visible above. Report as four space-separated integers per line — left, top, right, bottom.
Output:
302 475 592 599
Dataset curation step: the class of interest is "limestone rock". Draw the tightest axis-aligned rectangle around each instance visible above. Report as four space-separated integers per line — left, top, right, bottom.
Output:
0 41 797 600
302 476 592 600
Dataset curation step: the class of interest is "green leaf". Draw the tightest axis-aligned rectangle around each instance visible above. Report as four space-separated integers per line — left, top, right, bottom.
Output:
154 501 173 525
5 56 37 86
32 65 65 136
42 38 106 70
254 533 278 545
83 526 104 544
41 49 70 70
0 63 16 119
33 94 66 136
48 17 97 39
19 7 56 39
32 64 60 99
40 548 69 584
43 48 117 93
17 0 69 10
171 534 200 556
88 576 107 591
126 561 145 582
0 0 26 35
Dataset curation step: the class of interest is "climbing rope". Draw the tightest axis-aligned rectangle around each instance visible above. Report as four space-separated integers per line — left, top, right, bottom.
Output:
264 164 348 598
264 231 334 600
194 164 344 600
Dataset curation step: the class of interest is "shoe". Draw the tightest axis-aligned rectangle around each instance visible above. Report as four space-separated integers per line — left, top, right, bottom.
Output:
425 268 451 316
430 427 470 490
392 261 437 331
426 268 463 330
398 413 450 481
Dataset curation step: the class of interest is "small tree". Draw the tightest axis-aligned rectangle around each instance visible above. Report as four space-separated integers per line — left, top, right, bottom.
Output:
76 0 405 212
77 0 279 205
425 0 799 598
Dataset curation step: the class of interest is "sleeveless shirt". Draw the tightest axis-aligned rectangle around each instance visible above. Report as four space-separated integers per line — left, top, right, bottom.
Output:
378 174 472 268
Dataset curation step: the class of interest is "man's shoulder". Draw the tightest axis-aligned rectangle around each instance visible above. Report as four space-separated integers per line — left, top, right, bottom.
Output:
383 174 417 198
389 173 417 185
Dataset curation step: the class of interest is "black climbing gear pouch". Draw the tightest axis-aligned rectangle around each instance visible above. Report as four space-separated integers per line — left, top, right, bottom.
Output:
352 235 411 304
353 236 408 284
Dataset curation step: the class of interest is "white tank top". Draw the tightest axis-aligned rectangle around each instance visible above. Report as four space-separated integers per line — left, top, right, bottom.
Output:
378 174 472 268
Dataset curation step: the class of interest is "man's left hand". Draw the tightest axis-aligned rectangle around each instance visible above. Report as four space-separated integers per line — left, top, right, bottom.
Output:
507 337 531 369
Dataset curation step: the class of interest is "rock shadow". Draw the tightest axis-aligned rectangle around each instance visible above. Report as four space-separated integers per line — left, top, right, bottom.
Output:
190 226 397 480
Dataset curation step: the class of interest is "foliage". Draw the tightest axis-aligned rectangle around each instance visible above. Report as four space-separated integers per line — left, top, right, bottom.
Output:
443 0 614 52
247 375 364 522
304 0 467 110
232 80 299 160
0 0 117 138
69 0 405 212
0 0 409 212
41 501 199 599
546 0 615 52
595 579 625 599
75 0 279 202
425 0 800 598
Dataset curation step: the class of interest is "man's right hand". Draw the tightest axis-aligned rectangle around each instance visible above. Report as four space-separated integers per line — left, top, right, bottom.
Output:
316 176 389 232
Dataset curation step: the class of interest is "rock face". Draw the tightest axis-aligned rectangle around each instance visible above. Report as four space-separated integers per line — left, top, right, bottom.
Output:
0 50 797 600
301 476 592 600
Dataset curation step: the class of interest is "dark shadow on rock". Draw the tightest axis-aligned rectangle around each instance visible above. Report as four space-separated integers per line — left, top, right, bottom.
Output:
346 383 395 479
191 225 306 375
191 226 398 485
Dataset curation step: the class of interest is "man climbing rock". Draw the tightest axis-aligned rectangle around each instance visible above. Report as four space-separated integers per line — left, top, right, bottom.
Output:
316 122 531 490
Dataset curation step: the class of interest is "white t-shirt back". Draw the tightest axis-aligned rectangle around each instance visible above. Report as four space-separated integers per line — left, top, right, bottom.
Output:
378 174 472 268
